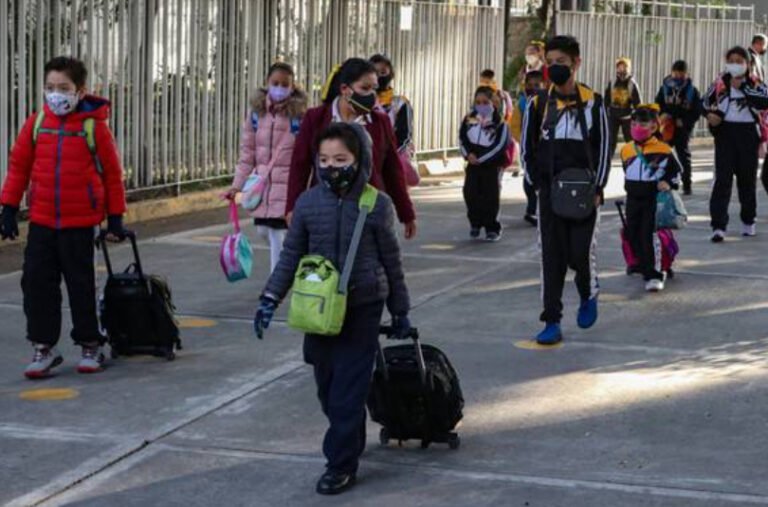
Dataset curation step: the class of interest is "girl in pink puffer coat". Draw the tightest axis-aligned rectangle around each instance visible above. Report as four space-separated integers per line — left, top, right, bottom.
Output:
226 63 308 272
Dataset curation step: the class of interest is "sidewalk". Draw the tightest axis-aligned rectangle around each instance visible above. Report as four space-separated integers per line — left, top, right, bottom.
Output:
2 150 768 507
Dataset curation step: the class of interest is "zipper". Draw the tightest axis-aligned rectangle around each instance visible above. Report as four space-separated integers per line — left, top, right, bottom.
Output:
292 291 326 313
335 198 343 269
87 183 97 210
266 117 276 213
54 117 66 229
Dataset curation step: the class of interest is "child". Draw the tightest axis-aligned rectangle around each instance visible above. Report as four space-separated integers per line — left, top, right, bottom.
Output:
0 56 127 378
225 62 308 272
254 123 411 495
510 70 545 226
370 54 414 159
620 105 681 292
606 57 642 157
460 86 510 242
479 69 516 174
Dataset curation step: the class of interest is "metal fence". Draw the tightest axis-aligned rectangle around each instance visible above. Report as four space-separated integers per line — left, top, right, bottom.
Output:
1 0 504 193
556 0 759 135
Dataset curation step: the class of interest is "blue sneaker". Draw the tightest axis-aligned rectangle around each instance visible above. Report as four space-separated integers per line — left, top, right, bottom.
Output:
577 296 598 329
536 323 563 345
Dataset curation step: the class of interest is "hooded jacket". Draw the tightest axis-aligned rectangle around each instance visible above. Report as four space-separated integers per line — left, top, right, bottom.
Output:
233 88 308 219
620 136 682 197
1 95 126 229
606 76 642 120
265 123 410 316
655 76 702 131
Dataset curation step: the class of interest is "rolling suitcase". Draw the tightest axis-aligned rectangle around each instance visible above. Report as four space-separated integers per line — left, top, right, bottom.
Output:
367 326 464 450
616 200 678 278
99 231 181 360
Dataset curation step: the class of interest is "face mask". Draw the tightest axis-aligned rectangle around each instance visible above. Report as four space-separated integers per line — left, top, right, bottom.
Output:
268 85 292 103
377 74 393 90
631 125 654 143
725 63 747 77
348 91 376 114
475 104 494 118
548 64 572 86
45 91 79 116
525 54 539 66
318 164 358 193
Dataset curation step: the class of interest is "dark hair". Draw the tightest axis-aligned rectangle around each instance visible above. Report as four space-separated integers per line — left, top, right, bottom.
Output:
323 58 376 105
545 35 580 59
671 60 688 72
474 86 496 101
44 56 88 88
525 70 544 82
267 62 295 78
480 69 495 79
753 34 767 45
314 123 362 162
631 106 659 122
726 46 749 61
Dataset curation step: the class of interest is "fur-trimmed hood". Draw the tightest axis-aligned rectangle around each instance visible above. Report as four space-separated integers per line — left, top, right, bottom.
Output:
251 87 308 118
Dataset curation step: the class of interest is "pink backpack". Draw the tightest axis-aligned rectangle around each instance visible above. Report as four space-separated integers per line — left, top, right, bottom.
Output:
220 201 253 282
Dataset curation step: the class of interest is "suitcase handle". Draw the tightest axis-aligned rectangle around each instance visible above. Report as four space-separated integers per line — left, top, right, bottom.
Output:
615 200 628 229
377 325 428 388
99 230 143 279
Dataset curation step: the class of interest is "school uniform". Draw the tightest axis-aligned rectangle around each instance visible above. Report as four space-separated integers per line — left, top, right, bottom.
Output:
620 137 681 280
606 76 642 156
655 77 702 192
510 91 538 217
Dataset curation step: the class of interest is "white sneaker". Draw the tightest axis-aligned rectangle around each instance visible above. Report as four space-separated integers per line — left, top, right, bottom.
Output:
711 230 726 243
742 223 756 237
77 345 105 374
24 345 63 379
645 279 665 292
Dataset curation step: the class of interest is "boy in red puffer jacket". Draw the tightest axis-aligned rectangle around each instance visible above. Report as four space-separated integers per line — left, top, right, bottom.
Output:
0 56 127 379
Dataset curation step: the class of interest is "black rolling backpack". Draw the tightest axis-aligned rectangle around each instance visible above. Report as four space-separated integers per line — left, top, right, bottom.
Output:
98 231 181 361
367 326 464 450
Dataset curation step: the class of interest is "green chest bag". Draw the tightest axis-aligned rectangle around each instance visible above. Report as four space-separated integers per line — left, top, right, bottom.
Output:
287 184 379 336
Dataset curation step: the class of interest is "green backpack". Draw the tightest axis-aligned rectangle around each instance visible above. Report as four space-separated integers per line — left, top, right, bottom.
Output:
287 184 379 336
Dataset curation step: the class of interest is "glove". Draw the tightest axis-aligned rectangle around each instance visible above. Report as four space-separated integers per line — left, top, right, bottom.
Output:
0 206 19 241
254 295 278 340
106 215 128 242
391 314 412 340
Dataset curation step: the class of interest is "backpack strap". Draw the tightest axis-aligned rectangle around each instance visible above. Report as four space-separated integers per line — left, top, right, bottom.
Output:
251 111 259 132
82 118 104 175
289 117 301 135
32 111 46 144
338 184 379 295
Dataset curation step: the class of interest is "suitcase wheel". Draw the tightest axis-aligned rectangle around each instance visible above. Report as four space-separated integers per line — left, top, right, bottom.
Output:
448 433 461 450
379 428 390 446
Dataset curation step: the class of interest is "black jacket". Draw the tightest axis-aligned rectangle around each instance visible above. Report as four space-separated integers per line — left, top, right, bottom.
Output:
459 111 510 169
655 76 702 132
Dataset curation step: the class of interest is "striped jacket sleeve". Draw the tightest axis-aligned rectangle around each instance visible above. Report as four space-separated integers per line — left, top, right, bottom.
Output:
743 82 768 111
592 95 611 190
476 122 509 165
521 96 540 187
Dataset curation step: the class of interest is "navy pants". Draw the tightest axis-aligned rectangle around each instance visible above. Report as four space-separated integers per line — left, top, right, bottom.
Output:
304 301 384 474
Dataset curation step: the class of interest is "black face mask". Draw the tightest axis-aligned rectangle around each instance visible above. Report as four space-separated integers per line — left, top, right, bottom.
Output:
318 164 358 193
348 92 377 114
377 74 393 90
548 64 572 86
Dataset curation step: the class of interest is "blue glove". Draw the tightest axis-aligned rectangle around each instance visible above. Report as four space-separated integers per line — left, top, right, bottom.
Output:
391 314 412 340
254 296 278 339
0 206 19 241
106 215 128 242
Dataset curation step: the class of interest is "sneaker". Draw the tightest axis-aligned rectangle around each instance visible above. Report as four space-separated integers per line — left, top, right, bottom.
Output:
77 345 105 374
316 471 357 495
742 223 756 237
470 227 481 239
577 296 599 329
486 231 502 242
711 229 726 243
536 323 563 345
645 279 665 292
523 214 538 227
24 345 63 379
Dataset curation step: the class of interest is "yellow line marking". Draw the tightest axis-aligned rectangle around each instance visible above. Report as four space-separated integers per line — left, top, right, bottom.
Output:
514 340 563 350
19 388 80 401
178 317 218 329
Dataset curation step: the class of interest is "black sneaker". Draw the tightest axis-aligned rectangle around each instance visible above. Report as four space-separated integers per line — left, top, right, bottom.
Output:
469 227 481 239
683 186 692 196
711 229 725 243
316 471 356 495
486 231 502 242
523 214 538 227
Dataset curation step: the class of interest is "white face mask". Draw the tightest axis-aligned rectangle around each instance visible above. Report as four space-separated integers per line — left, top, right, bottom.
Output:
525 54 539 66
45 91 79 116
725 63 747 78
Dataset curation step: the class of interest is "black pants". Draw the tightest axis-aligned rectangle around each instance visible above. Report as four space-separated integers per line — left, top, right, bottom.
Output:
523 178 538 217
463 165 502 233
626 194 663 281
710 124 759 231
22 224 102 347
304 301 384 475
672 127 693 190
538 187 599 324
609 115 632 158
761 151 768 197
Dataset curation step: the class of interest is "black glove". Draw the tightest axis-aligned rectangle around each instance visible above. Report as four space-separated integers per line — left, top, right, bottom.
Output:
391 314 412 340
0 206 19 241
106 215 127 242
254 295 278 340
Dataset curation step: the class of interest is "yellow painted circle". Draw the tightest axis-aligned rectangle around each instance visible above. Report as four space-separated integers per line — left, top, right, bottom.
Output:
178 317 218 329
514 340 563 350
19 388 80 401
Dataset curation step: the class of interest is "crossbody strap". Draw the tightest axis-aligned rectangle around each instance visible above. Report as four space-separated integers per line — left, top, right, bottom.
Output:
574 88 595 175
338 185 378 295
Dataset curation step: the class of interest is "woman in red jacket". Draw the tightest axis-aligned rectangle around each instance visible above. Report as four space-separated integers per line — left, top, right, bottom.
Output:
286 58 417 239
0 57 127 379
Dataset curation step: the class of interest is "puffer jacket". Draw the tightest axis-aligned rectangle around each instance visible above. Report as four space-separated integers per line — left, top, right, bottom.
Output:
264 123 410 316
233 88 307 219
1 95 126 229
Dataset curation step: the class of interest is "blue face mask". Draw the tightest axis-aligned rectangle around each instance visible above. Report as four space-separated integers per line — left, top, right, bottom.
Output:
318 164 358 193
672 77 686 87
475 104 494 118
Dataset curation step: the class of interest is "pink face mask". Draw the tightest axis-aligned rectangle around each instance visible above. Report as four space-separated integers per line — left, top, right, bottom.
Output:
631 125 654 142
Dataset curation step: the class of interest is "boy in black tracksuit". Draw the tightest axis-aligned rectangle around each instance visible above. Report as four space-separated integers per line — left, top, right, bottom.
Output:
655 60 702 195
522 36 611 345
460 86 510 242
606 57 642 157
704 46 768 242
620 105 681 292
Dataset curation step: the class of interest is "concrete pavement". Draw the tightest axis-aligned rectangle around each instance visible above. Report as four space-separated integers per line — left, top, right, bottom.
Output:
2 149 768 506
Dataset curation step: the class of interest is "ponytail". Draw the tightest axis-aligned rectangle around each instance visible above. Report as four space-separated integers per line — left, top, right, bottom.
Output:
322 58 376 105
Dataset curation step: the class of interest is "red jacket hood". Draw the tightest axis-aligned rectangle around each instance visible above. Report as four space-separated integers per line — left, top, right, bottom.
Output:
43 94 111 121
